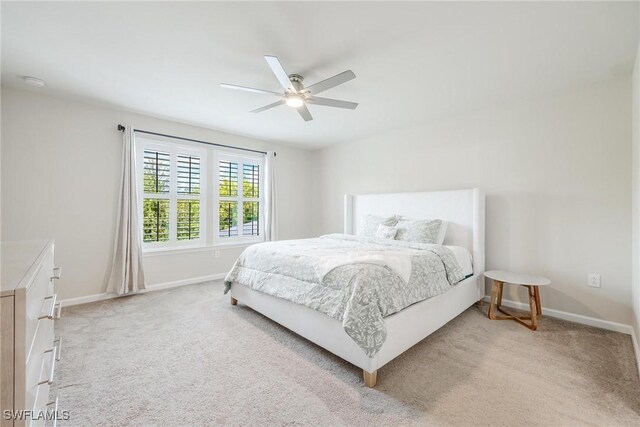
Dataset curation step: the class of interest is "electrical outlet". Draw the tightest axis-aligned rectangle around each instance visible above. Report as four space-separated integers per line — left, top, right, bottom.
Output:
214 250 221 258
588 273 601 288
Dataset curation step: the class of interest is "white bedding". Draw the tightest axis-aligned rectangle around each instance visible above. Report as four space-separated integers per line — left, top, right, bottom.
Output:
314 250 413 283
224 234 467 357
315 245 472 284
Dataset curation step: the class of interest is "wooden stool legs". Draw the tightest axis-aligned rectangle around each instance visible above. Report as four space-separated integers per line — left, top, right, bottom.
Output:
487 280 501 320
487 280 542 330
527 286 537 330
534 286 542 319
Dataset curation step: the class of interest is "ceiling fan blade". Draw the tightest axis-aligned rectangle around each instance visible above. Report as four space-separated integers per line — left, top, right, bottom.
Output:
251 100 285 113
297 104 313 121
303 70 355 95
308 97 358 110
220 83 281 96
264 55 296 93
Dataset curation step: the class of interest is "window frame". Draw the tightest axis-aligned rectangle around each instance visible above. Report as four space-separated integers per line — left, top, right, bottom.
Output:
136 138 265 253
214 151 265 245
137 139 207 250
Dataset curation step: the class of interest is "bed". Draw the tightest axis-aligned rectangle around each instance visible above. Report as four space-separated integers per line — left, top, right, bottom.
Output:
226 188 485 387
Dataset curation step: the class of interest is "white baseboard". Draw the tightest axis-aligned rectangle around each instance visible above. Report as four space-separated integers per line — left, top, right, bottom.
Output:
59 273 227 307
483 295 633 335
144 273 227 292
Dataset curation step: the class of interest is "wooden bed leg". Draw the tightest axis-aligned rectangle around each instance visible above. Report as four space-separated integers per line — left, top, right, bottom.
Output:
230 297 238 306
363 370 377 388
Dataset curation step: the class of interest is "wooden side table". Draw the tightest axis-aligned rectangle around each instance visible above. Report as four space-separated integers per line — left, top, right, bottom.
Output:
484 270 551 330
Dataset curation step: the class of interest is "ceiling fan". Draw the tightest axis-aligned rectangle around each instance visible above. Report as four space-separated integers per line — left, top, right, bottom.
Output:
221 55 357 122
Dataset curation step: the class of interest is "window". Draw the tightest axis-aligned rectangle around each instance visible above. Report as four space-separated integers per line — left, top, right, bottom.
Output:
142 150 170 242
137 138 264 251
217 156 264 242
176 154 201 241
138 141 205 249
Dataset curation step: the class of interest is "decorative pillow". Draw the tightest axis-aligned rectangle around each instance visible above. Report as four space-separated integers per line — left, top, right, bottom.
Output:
395 219 443 244
375 224 398 240
358 215 399 237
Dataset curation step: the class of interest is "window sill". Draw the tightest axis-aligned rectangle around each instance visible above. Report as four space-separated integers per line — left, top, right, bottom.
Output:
142 241 260 257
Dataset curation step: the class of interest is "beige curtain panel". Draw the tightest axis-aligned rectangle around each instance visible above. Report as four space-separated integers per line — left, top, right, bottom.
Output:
107 124 146 295
264 151 278 241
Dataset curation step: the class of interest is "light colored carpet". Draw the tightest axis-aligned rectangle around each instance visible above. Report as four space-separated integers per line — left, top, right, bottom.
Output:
51 281 640 426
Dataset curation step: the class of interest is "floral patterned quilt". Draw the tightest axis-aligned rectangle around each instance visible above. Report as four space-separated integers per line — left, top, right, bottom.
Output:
224 234 466 357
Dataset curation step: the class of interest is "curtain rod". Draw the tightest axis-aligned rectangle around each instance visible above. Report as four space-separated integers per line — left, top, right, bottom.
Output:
117 124 274 156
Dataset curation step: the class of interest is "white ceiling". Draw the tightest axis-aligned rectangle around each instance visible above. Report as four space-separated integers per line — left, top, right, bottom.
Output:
2 1 639 149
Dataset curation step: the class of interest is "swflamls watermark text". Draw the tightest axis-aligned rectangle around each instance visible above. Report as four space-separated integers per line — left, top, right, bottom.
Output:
3 409 70 421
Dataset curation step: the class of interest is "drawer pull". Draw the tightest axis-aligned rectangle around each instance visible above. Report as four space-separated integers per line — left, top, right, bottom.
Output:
38 345 57 386
55 302 62 320
47 396 59 427
54 337 62 361
51 267 62 280
39 294 58 320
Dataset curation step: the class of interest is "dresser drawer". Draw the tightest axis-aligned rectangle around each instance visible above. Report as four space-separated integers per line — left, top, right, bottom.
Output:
24 249 56 363
31 396 58 427
25 319 55 389
31 346 58 427
25 335 58 421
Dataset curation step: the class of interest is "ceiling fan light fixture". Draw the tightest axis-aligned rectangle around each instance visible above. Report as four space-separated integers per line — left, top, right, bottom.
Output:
221 55 357 121
285 95 304 108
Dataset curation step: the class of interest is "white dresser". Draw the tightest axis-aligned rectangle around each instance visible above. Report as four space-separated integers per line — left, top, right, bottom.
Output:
1 240 61 427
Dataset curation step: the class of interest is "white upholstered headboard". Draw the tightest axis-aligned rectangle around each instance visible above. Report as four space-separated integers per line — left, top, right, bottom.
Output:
344 188 485 275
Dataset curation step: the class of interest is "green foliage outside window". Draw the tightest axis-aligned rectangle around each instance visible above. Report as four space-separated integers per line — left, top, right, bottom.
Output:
143 150 170 194
243 201 259 236
219 201 238 236
177 200 200 240
143 199 169 242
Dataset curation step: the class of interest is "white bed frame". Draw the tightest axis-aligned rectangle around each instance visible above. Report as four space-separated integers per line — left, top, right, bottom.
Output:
230 188 485 387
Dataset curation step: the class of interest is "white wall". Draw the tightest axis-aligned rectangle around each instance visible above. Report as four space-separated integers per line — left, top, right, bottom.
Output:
0 87 316 300
2 76 635 327
315 78 633 325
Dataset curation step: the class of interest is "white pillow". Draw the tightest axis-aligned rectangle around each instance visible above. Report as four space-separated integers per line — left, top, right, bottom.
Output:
395 219 443 244
435 221 448 245
358 215 399 237
375 224 398 240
